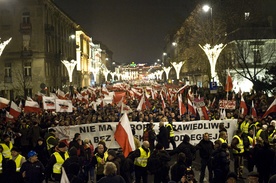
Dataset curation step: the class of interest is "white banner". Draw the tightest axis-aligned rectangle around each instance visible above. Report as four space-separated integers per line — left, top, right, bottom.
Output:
55 99 73 112
53 119 237 149
42 96 56 110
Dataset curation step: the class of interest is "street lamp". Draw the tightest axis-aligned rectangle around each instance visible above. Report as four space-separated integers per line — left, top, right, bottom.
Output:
0 38 12 57
61 59 77 96
199 4 226 82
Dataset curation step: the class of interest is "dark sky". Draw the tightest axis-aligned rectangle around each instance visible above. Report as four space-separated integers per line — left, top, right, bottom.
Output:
53 0 197 64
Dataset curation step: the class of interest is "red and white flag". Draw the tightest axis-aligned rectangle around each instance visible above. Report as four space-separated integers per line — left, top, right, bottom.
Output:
251 100 257 118
42 96 56 110
114 113 135 157
201 106 210 120
225 68 233 92
121 103 133 114
9 101 21 118
262 98 276 118
0 97 10 109
24 100 41 113
240 95 248 116
177 84 189 94
5 111 14 122
188 98 196 115
160 91 166 110
178 94 187 115
55 99 73 113
136 94 146 111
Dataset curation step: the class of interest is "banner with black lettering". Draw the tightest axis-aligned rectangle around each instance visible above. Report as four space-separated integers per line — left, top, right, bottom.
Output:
52 119 237 149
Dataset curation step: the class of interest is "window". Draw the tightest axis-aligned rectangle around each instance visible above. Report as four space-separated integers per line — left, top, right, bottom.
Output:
22 12 30 24
245 12 250 21
253 49 261 63
24 62 32 76
4 63 11 77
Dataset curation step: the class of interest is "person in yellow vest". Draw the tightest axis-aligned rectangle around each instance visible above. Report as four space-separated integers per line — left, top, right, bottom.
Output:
45 141 68 182
128 141 150 183
91 143 108 181
268 125 276 144
255 123 267 142
239 116 250 135
231 129 244 179
11 147 26 172
166 117 178 150
0 134 13 160
219 131 228 144
44 128 59 156
0 145 5 174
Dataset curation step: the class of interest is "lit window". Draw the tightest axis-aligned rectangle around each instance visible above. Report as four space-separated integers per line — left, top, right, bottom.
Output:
245 12 250 20
24 62 32 76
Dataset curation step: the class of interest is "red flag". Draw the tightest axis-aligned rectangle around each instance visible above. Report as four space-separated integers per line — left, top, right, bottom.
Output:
188 98 196 115
225 68 233 92
262 98 276 118
9 101 21 118
251 101 257 118
24 100 41 113
240 95 248 116
178 94 187 115
0 97 9 109
114 113 135 157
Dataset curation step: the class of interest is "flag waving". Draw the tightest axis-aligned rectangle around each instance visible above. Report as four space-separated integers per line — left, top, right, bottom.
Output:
225 68 233 92
262 98 276 118
114 113 135 157
178 94 187 115
251 100 257 118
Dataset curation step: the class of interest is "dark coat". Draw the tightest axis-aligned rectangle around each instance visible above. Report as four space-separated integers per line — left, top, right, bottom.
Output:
97 174 126 183
196 139 214 160
170 141 196 167
157 126 169 149
20 160 45 183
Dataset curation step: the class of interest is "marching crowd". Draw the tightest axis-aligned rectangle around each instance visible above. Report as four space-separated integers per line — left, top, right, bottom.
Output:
0 85 275 183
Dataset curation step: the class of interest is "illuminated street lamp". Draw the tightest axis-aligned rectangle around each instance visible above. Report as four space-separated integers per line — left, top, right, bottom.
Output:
171 61 184 80
200 4 226 82
163 66 172 80
61 59 77 83
0 38 12 57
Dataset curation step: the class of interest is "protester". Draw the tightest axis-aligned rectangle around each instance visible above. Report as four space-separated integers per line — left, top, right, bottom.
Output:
97 162 126 183
0 159 24 183
20 150 45 183
11 146 26 172
91 143 108 181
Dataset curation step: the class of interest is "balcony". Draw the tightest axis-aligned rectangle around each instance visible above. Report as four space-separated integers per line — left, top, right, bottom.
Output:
20 23 32 34
4 76 12 83
21 50 33 58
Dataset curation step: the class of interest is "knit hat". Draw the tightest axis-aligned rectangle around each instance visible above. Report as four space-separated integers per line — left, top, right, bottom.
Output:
108 150 117 157
58 141 67 148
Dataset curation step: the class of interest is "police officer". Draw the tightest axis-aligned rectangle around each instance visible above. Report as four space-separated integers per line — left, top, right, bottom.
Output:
128 141 150 183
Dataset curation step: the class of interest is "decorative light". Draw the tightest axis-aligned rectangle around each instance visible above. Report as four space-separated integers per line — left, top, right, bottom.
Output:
0 38 12 57
61 60 77 82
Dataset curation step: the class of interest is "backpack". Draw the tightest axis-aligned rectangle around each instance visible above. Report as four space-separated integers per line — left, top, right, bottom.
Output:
147 151 162 174
143 130 149 141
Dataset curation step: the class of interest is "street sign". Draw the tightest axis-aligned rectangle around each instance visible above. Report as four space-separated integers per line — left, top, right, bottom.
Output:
210 82 218 94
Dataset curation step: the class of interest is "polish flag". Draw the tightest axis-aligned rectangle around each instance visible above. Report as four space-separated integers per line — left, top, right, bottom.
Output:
24 100 41 113
251 101 257 118
201 106 210 120
9 101 22 118
0 97 10 109
188 98 196 115
178 94 187 115
136 94 146 111
225 68 233 92
240 95 248 116
177 84 189 94
121 103 133 114
5 111 14 122
114 113 135 157
262 98 276 118
160 91 166 110
61 167 69 183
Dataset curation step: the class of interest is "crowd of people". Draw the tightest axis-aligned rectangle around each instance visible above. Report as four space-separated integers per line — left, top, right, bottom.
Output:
0 84 275 183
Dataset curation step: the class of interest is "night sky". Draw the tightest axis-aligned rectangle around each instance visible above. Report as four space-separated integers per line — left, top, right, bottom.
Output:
53 0 197 64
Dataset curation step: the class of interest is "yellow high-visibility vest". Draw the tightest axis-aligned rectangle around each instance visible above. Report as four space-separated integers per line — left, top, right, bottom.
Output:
0 142 13 159
134 147 150 167
14 154 24 172
0 153 3 173
232 135 244 154
166 123 174 137
53 151 69 174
